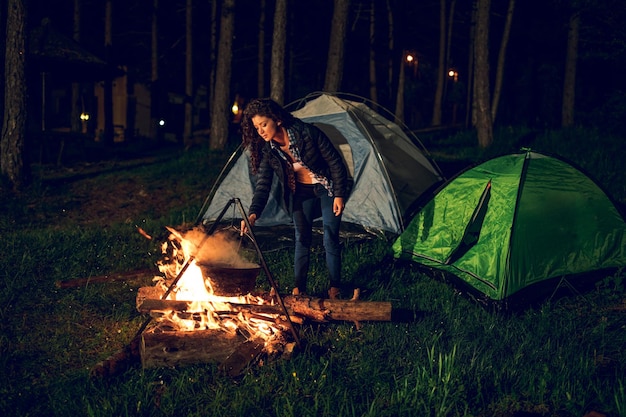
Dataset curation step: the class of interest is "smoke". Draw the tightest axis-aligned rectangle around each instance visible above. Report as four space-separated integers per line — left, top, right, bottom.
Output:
182 228 257 268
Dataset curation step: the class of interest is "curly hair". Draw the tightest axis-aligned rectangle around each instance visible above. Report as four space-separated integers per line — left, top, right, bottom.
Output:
241 98 295 174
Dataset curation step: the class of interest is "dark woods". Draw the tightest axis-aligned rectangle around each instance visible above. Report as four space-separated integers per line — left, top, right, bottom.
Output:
1 0 626 190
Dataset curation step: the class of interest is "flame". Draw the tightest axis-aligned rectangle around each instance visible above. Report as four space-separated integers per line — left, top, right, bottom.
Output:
151 227 284 345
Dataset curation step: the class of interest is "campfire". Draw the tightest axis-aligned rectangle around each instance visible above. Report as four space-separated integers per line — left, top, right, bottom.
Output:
152 227 278 333
136 226 297 374
90 199 393 378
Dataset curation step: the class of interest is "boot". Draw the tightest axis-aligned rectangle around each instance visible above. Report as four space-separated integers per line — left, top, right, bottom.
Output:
328 287 340 300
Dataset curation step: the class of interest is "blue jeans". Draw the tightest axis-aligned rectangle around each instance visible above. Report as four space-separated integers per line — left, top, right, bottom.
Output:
292 183 342 293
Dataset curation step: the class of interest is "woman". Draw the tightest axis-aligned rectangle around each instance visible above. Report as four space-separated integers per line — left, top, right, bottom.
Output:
239 98 350 299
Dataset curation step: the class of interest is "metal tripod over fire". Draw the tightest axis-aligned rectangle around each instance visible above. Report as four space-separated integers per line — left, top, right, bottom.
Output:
133 198 301 348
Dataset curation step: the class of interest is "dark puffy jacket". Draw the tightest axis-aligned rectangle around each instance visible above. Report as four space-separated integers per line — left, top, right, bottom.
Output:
249 119 350 218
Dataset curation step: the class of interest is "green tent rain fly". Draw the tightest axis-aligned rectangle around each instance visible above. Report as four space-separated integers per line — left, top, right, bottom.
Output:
392 150 626 302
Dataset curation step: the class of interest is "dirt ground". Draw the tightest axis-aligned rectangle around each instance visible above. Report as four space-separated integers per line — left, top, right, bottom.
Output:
19 147 197 230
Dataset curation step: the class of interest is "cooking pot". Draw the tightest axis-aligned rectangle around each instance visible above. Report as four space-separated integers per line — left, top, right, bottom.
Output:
197 262 260 296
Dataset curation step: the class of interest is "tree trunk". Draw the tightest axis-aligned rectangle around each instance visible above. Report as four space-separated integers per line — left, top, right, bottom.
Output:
386 0 394 103
562 10 579 128
465 0 476 128
445 0 456 123
150 0 159 141
445 0 456 77
431 0 446 126
208 0 218 123
324 0 350 92
0 3 4 131
209 0 235 150
270 0 287 104
491 0 515 123
394 52 406 124
1 0 28 190
71 0 82 134
183 0 194 146
257 0 267 97
368 0 378 108
473 0 493 148
103 0 114 145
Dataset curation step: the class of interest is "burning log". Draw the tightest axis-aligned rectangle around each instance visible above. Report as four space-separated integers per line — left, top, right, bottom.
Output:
136 286 392 323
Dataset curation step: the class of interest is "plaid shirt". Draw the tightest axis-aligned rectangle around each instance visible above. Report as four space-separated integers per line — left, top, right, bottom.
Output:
272 128 334 197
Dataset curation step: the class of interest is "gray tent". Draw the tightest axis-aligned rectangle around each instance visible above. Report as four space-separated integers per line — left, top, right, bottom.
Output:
200 93 444 234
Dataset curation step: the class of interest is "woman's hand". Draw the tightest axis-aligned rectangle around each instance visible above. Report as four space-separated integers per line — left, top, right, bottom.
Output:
333 197 345 216
240 213 257 235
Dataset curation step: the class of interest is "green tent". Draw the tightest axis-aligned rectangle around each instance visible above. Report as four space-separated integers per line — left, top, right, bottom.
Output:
392 150 626 302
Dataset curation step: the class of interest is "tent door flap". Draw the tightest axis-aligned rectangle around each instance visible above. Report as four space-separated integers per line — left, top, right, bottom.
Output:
445 180 492 265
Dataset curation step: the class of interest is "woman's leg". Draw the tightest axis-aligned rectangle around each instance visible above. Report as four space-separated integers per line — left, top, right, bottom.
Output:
292 185 316 293
318 189 342 290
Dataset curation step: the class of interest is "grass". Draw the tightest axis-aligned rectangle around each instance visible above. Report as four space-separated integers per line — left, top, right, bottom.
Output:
1 129 625 416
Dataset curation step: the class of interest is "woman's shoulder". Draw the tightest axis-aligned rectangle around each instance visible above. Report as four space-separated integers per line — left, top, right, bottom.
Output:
290 118 322 138
289 118 308 130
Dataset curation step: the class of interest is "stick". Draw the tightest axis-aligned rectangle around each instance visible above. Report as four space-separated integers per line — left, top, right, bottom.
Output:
233 198 301 348
56 268 154 288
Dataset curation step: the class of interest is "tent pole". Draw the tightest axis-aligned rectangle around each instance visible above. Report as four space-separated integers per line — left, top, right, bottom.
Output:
194 145 242 225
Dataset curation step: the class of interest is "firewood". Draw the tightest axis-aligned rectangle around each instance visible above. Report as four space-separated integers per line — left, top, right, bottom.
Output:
138 298 282 316
56 268 155 288
90 335 141 379
282 295 392 322
218 339 266 377
140 328 248 369
136 286 392 323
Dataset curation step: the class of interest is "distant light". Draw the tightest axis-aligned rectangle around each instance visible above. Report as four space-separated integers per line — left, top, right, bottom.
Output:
80 112 90 121
159 119 165 126
448 70 455 77
231 102 239 115
406 54 414 63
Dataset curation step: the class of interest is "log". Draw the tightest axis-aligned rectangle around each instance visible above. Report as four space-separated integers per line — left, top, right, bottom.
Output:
146 308 295 332
136 287 392 323
136 286 191 312
218 339 266 377
282 295 392 322
138 299 285 317
136 287 282 316
90 335 141 379
140 327 249 369
57 268 155 288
